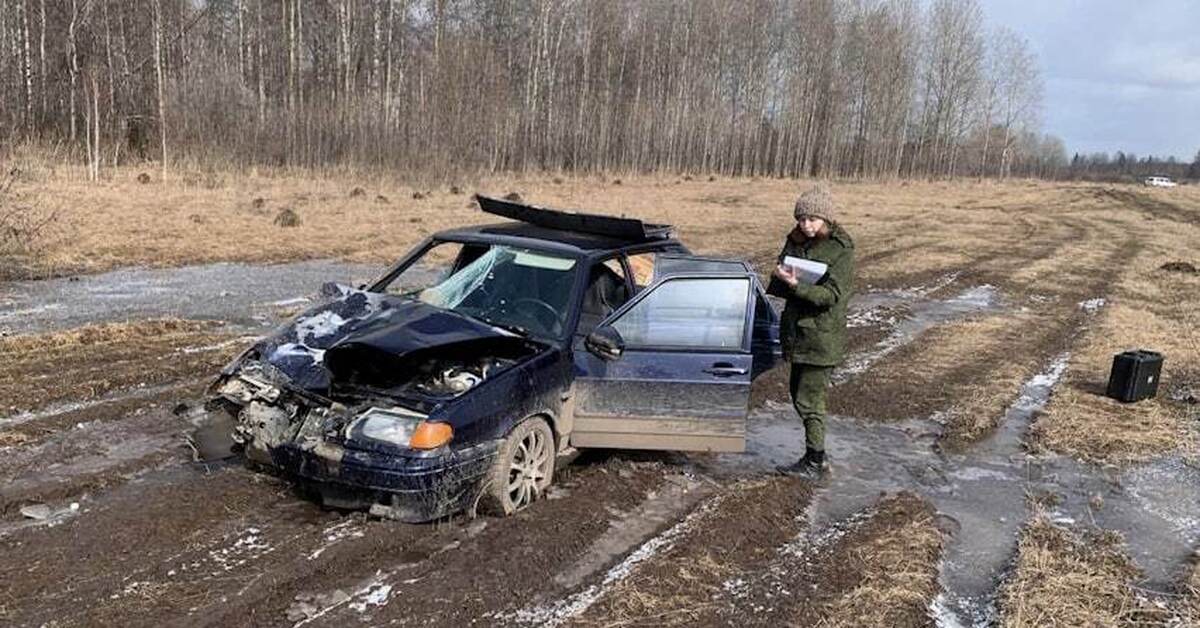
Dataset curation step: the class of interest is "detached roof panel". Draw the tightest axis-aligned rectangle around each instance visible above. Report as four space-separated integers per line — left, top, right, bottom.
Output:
475 195 675 242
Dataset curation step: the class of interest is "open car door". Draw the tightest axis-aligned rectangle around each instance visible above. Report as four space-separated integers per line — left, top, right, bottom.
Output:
569 261 763 453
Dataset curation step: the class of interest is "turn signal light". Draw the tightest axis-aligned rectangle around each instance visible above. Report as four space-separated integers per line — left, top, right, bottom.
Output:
409 422 453 449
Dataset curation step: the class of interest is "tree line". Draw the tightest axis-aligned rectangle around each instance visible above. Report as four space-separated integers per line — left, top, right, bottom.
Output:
1065 151 1200 184
0 0 1064 180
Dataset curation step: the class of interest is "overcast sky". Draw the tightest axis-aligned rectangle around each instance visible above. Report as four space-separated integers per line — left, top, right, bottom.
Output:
982 0 1200 160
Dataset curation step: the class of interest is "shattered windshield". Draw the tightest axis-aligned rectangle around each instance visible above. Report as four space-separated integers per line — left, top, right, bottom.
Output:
380 242 578 339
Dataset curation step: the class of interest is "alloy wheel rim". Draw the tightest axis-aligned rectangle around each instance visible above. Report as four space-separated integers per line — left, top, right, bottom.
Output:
506 428 549 509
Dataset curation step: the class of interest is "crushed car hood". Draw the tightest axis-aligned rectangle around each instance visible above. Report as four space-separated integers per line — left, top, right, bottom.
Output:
244 288 518 393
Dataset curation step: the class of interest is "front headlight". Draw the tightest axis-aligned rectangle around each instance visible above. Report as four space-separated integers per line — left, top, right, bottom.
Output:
350 407 424 446
348 407 454 450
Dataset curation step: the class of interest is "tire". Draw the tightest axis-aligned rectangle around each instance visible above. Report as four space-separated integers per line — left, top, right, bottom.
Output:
481 417 555 516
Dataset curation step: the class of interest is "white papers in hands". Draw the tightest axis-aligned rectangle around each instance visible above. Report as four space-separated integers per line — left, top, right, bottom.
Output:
782 256 828 285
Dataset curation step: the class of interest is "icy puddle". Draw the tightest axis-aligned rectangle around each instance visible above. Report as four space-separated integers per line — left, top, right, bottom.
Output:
705 350 1200 627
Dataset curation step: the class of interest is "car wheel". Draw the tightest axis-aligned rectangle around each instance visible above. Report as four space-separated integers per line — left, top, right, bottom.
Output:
482 417 555 516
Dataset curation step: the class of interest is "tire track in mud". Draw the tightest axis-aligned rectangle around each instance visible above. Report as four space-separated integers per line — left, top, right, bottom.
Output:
857 186 1116 293
1095 188 1200 226
734 492 943 627
0 331 251 519
831 212 1139 439
0 441 698 627
268 461 695 628
502 480 943 628
0 400 200 519
0 462 342 626
0 320 242 415
503 476 815 627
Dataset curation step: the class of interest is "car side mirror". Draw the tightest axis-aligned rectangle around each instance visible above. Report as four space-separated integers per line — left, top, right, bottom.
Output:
585 325 625 361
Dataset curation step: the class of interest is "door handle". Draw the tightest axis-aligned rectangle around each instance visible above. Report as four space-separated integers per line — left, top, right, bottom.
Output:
703 363 748 377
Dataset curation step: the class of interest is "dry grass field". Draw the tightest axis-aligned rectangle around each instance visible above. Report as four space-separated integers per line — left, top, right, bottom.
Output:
998 513 1144 628
2 166 1198 626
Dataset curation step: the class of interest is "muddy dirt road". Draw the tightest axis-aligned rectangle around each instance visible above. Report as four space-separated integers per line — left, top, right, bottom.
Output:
1 181 1198 627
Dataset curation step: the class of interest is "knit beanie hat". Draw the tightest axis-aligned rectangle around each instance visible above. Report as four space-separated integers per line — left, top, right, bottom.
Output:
793 185 838 224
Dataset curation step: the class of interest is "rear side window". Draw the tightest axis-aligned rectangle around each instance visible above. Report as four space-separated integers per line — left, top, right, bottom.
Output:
611 277 750 349
626 253 657 288
657 256 747 276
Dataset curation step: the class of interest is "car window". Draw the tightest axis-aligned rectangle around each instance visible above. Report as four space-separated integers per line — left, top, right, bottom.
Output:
626 253 657 289
383 242 468 297
656 256 747 276
380 242 578 339
578 257 631 335
611 277 749 349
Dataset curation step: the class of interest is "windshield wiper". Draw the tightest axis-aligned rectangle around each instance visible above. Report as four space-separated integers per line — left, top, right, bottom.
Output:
480 317 531 337
456 309 530 337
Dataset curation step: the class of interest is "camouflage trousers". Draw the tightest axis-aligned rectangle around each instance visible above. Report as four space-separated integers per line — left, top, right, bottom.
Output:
789 364 833 452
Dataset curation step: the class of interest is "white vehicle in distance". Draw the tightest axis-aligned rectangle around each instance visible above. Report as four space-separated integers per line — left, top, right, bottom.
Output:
1143 175 1177 188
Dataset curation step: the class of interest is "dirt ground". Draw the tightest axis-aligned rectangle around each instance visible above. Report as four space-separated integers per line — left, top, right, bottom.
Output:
1 171 1199 626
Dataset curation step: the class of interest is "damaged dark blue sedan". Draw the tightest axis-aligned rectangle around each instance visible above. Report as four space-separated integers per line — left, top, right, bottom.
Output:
208 196 780 521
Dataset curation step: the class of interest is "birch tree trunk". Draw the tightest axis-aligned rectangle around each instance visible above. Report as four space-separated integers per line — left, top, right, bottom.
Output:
38 0 46 126
153 0 167 179
19 0 33 134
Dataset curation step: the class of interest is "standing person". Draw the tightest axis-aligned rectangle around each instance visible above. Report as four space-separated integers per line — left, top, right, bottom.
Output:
769 185 854 479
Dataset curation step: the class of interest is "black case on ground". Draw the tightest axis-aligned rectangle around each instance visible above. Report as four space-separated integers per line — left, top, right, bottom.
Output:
1105 350 1163 403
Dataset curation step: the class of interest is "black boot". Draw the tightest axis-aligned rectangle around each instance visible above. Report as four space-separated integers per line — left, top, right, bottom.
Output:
775 447 828 478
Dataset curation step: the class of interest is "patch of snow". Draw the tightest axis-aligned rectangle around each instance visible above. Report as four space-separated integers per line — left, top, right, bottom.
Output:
1079 298 1106 314
349 583 393 613
209 526 273 573
929 591 996 628
947 285 997 309
787 508 872 558
722 577 749 599
929 593 967 628
0 380 197 427
295 311 347 342
837 329 907 378
1011 353 1070 412
292 571 397 627
271 296 312 307
307 521 365 560
891 272 962 299
177 336 256 355
847 306 899 329
949 467 1014 482
0 303 64 323
269 342 326 365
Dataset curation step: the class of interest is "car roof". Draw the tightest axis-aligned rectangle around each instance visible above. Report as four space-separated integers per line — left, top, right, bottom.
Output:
434 221 685 257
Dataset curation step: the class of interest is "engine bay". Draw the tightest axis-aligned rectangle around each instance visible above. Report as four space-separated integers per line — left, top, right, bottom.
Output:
415 356 515 396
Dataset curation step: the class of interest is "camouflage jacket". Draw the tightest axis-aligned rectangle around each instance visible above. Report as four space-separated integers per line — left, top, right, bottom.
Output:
770 224 855 366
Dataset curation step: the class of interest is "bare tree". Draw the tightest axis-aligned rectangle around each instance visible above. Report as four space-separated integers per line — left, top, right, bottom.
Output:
153 0 167 178
992 28 1041 178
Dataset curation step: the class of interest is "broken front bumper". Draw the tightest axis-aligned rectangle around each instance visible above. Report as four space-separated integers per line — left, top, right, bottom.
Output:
270 438 499 522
